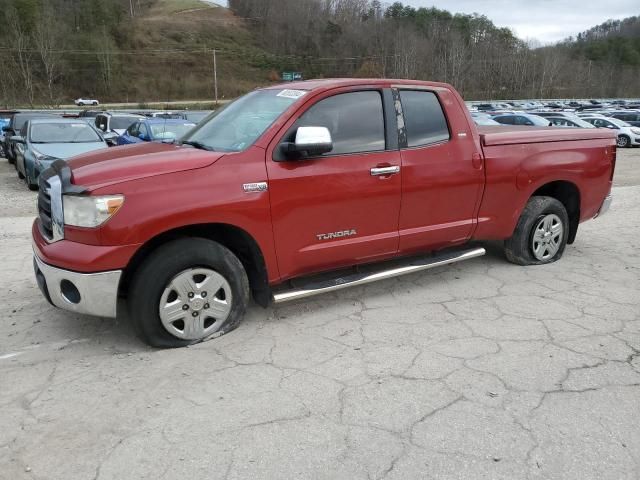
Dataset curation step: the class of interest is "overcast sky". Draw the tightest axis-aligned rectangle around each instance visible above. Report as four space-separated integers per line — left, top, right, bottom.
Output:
402 0 639 43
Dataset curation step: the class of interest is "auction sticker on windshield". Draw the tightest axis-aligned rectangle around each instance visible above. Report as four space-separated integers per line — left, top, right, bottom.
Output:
276 89 307 99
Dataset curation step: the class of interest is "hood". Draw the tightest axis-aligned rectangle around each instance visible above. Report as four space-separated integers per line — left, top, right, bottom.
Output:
68 142 224 190
32 142 107 160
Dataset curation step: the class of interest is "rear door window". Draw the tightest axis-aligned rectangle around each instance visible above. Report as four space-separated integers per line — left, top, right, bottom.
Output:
399 90 450 147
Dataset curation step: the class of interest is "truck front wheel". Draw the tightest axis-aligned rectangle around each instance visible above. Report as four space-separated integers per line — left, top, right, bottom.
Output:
504 196 569 266
128 238 250 348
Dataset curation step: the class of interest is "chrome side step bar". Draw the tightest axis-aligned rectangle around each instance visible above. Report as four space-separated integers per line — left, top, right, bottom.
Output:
273 246 486 304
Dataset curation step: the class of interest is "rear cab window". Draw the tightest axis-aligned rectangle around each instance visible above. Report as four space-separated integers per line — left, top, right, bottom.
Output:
399 90 450 147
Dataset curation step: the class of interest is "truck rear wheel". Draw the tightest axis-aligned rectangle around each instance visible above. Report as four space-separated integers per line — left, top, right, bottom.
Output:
128 238 250 348
504 196 569 266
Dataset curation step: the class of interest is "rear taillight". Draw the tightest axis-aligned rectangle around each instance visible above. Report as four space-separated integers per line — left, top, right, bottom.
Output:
610 146 616 181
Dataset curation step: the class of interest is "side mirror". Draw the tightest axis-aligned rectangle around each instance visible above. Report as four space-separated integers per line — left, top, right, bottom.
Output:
281 126 333 158
10 135 25 144
2 126 12 133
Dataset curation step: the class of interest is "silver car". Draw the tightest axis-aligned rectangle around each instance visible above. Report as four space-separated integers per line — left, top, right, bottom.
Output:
13 119 109 190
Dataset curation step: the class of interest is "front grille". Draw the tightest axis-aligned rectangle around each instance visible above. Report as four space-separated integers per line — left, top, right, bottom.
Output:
38 179 54 240
37 173 63 242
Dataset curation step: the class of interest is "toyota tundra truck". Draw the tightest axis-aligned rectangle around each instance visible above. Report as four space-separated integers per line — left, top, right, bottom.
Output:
32 79 615 347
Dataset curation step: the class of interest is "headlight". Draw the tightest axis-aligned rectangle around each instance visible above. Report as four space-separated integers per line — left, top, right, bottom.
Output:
32 149 58 166
631 128 640 135
63 195 124 228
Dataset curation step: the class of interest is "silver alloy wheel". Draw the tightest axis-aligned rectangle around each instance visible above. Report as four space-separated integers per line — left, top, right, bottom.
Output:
617 136 629 147
159 267 232 340
531 213 563 261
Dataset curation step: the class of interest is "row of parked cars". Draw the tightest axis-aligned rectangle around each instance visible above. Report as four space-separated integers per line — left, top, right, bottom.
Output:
470 98 640 112
1 108 212 190
470 109 640 148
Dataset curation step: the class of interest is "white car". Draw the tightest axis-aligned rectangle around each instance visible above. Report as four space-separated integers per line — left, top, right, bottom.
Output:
75 98 100 106
582 116 640 148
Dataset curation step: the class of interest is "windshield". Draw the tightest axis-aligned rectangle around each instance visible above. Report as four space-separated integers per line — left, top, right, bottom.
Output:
111 116 141 130
30 122 102 143
181 89 305 152
149 122 196 140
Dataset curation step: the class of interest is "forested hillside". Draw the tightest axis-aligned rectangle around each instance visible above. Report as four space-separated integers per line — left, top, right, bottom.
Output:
0 0 639 107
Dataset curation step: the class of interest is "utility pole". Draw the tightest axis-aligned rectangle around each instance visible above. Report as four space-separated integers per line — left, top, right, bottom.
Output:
129 0 134 17
212 48 218 106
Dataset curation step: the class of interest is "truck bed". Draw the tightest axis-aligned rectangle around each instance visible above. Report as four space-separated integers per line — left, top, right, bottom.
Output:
478 125 615 146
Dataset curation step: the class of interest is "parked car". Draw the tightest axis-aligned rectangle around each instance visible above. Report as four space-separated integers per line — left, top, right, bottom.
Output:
492 113 551 126
95 112 145 136
547 117 596 128
13 118 109 190
117 119 196 145
581 116 640 147
475 103 494 112
2 112 58 164
608 112 640 127
32 79 615 348
75 98 99 106
0 110 17 157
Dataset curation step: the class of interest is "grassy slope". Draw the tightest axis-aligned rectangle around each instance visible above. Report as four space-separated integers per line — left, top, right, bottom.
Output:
118 0 279 102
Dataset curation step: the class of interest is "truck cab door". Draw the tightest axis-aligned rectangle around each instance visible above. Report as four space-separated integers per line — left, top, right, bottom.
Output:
395 88 485 253
266 88 401 280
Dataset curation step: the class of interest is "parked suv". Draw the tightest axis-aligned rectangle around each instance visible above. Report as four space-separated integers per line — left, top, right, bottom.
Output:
95 112 145 136
75 98 99 106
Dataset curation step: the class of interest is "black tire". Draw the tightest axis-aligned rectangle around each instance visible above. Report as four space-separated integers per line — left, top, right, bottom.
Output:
92 101 98 106
128 237 250 348
17 170 24 180
617 135 630 148
26 171 38 191
504 196 569 266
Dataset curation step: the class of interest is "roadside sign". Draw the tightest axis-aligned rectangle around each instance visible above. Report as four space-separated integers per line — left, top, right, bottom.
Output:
282 72 303 81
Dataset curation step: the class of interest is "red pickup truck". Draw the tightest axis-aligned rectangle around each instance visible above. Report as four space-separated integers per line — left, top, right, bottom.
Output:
32 79 615 347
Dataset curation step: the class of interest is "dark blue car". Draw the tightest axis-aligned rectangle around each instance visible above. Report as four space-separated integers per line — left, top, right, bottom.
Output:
117 118 196 146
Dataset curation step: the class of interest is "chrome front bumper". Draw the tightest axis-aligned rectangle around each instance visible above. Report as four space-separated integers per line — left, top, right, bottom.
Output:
33 253 121 318
595 194 612 218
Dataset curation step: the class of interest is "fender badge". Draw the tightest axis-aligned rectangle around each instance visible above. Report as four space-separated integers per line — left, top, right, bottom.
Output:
243 182 268 193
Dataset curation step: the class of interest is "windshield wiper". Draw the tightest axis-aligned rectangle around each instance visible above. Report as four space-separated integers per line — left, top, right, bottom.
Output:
181 140 211 151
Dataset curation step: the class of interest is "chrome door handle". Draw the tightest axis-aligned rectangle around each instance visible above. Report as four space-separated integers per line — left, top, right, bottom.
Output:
370 166 400 176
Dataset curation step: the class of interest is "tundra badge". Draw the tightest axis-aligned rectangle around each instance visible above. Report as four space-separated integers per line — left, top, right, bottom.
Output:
243 182 268 193
316 229 357 241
